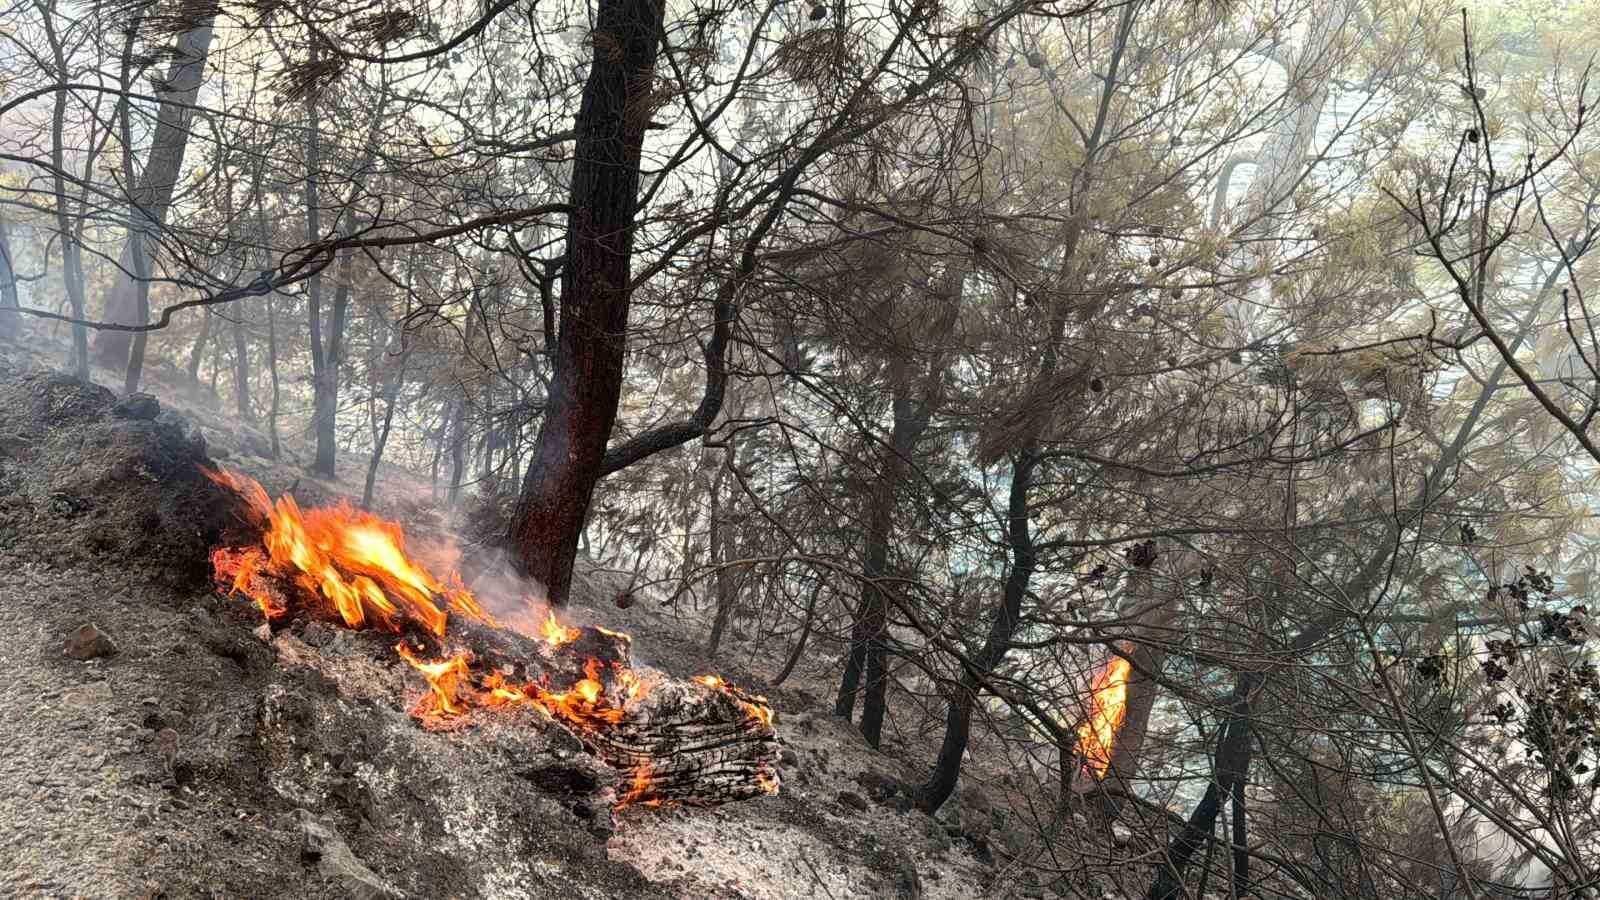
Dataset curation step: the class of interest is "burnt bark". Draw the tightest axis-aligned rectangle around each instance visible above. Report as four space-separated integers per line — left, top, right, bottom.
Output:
94 18 217 370
507 0 666 604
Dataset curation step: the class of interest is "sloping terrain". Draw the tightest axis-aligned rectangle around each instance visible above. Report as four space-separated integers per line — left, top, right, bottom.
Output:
0 349 1010 900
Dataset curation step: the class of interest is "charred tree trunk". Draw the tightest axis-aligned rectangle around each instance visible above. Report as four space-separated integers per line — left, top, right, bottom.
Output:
506 0 666 604
94 18 217 370
918 450 1037 813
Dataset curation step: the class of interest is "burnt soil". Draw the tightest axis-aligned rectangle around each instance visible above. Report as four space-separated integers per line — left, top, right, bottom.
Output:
0 352 1014 900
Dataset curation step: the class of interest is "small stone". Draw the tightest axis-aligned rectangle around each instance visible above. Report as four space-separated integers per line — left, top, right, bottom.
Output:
112 393 160 420
780 749 800 768
132 811 152 827
1111 822 1132 847
838 791 868 812
64 623 118 660
298 810 404 898
254 623 272 642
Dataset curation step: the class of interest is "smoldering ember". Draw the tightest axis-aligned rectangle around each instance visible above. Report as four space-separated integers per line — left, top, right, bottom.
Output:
3 0 1600 899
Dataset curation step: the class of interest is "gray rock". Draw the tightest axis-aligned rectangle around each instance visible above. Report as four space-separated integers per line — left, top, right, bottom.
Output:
63 623 117 660
112 393 160 420
838 791 869 812
298 810 405 899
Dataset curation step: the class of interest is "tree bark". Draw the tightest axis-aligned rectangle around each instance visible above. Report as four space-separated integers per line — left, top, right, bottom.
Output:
93 18 217 370
506 0 666 604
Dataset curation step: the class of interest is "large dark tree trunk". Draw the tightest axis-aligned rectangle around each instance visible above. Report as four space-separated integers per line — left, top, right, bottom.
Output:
918 450 1037 813
506 0 665 604
93 19 216 370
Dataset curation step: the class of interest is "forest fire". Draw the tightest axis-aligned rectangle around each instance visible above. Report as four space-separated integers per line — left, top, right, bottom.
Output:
1078 652 1132 780
201 466 780 807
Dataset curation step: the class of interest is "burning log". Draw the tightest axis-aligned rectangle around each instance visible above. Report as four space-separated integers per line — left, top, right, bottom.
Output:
203 465 780 810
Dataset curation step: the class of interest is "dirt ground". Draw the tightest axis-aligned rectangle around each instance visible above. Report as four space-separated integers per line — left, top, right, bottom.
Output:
0 344 1050 899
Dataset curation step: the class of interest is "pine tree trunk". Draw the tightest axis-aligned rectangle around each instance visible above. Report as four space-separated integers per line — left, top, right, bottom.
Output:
507 0 666 604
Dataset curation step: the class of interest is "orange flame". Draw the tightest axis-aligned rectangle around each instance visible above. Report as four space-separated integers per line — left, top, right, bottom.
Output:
203 466 777 806
1077 654 1132 779
695 673 774 728
203 466 639 732
618 761 657 808
541 610 581 646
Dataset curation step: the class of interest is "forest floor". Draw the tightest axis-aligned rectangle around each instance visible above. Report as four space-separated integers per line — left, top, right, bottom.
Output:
0 336 1093 900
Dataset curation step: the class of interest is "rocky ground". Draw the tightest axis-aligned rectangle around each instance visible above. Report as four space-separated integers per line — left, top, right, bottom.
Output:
0 342 1070 899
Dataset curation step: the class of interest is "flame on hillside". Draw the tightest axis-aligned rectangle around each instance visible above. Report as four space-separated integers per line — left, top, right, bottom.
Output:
1078 653 1132 780
201 466 775 805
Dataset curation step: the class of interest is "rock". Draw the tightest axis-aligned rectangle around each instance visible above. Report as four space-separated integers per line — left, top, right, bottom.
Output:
779 748 800 768
112 393 161 420
298 810 405 899
64 623 118 660
838 791 869 812
1111 822 1132 848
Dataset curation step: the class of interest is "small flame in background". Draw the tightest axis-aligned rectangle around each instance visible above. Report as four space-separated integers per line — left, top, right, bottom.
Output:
202 466 777 805
1077 653 1132 780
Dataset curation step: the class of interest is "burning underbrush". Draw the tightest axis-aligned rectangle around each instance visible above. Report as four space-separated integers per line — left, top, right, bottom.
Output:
203 466 780 811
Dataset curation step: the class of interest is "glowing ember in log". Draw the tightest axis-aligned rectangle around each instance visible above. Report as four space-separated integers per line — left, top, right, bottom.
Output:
1078 653 1132 779
202 466 780 808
